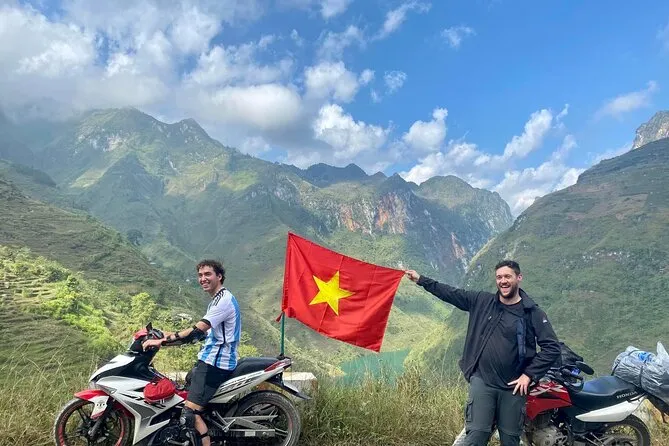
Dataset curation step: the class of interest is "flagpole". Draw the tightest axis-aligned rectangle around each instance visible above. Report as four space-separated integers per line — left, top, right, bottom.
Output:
279 311 286 359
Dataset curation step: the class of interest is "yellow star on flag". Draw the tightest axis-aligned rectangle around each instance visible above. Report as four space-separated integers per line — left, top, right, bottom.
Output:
309 270 355 315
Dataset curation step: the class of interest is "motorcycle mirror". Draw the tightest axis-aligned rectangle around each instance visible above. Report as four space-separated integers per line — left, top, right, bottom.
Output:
576 361 594 375
147 322 153 331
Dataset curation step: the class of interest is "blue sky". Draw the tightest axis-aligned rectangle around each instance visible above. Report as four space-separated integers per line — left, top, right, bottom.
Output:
1 0 668 214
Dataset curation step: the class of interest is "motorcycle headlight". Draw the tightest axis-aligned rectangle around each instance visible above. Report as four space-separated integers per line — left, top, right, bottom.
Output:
88 381 99 390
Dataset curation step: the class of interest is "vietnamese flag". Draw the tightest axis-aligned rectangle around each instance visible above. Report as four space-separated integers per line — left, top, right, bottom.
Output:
281 232 405 352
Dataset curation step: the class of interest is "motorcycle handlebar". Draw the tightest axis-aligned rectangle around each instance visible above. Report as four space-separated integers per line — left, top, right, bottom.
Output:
542 366 585 389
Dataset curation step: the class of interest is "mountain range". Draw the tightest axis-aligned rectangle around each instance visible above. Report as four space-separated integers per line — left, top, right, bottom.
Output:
0 107 513 373
2 106 669 377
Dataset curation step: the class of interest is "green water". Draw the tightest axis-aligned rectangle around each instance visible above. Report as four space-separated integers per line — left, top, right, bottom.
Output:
339 349 409 384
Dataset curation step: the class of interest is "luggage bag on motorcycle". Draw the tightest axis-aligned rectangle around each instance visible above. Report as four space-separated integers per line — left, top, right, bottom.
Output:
612 342 669 407
144 376 177 403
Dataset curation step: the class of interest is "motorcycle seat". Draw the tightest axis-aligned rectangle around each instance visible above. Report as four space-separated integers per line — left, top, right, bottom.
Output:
228 357 282 379
570 376 641 412
581 376 637 397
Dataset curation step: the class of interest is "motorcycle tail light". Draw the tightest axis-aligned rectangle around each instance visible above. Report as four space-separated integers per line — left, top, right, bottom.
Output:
265 358 291 372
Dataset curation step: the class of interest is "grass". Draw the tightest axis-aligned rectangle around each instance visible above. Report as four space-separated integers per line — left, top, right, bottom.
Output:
0 347 94 446
2 356 669 446
300 367 469 446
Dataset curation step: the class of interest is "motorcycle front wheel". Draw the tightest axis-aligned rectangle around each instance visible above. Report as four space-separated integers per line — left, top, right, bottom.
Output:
233 390 302 446
598 414 651 446
53 397 131 446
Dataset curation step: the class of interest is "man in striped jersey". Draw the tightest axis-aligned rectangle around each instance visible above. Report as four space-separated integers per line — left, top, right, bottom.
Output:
143 259 241 446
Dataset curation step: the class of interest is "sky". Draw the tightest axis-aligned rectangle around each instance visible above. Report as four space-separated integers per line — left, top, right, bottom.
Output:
1 0 668 215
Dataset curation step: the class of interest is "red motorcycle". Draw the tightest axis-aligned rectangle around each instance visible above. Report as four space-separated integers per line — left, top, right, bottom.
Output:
454 360 668 445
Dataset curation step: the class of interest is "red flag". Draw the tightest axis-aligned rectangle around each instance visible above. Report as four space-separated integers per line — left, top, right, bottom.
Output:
281 232 404 352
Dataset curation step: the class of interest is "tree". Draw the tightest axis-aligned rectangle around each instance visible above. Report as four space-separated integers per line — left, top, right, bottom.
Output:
130 292 157 326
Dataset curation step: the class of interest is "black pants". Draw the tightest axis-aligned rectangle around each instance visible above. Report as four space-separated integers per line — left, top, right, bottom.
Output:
187 360 234 407
464 375 526 446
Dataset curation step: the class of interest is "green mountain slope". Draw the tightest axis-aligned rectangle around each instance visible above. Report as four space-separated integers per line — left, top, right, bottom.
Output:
1 108 514 369
412 137 669 375
0 167 344 373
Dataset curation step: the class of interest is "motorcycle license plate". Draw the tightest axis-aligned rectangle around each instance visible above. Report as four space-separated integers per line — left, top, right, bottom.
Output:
91 396 109 419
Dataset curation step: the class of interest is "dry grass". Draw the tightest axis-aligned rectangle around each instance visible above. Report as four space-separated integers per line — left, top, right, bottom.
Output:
299 366 469 446
0 350 92 446
1 356 668 446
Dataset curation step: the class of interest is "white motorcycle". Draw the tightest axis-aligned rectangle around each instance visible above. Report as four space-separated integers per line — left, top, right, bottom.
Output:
53 323 308 446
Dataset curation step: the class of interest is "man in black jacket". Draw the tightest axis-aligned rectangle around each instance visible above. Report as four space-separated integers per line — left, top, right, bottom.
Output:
405 260 560 446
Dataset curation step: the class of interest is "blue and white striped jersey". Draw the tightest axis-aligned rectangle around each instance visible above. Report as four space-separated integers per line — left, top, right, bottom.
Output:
197 287 241 370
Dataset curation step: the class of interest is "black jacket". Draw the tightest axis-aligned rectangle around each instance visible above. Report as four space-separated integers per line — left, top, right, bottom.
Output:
417 275 561 383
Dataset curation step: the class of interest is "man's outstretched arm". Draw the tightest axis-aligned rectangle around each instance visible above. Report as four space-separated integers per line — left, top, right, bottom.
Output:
405 270 477 312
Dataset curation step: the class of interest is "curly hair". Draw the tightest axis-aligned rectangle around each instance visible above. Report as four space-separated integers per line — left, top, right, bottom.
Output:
494 260 521 276
196 259 226 283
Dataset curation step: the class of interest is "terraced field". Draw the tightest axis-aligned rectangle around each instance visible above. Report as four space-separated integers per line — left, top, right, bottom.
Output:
0 266 97 445
0 268 95 382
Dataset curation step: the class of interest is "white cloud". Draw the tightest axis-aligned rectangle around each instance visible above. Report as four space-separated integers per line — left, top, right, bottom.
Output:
312 103 390 160
494 168 584 216
0 3 174 115
1 1 402 174
491 134 585 215
258 34 276 49
400 108 580 215
279 0 353 19
186 44 293 87
556 103 569 122
441 25 475 49
316 25 365 60
595 81 659 119
240 135 272 155
367 71 406 103
401 141 490 186
554 168 584 191
2 5 96 78
377 1 431 40
0 0 620 214
359 69 375 85
320 0 353 19
402 107 448 153
61 0 263 56
185 83 303 132
658 21 669 50
283 151 325 169
0 0 278 117
304 61 361 102
384 71 407 94
498 108 554 160
589 142 632 165
170 5 222 54
553 133 577 160
290 29 304 47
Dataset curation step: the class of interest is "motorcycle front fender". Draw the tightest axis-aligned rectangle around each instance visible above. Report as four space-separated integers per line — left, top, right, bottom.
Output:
74 389 108 401
74 389 132 418
74 390 110 418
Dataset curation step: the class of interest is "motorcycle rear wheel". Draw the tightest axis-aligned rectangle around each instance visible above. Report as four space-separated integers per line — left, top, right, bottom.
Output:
53 397 131 446
599 414 650 446
233 390 302 446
